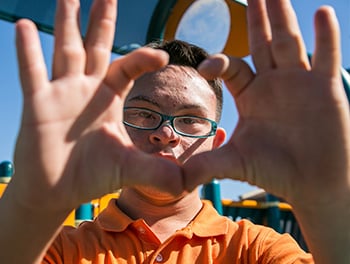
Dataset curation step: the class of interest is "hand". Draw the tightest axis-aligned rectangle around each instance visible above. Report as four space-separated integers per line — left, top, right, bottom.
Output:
184 0 349 208
185 3 350 261
11 0 183 214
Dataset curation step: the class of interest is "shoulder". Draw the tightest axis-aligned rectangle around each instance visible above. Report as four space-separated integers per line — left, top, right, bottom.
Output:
226 219 313 263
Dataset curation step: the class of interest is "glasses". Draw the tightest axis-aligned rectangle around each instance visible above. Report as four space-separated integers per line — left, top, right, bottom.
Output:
123 107 217 138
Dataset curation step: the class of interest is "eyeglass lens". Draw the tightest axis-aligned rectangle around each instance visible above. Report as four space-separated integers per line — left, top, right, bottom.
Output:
123 108 213 136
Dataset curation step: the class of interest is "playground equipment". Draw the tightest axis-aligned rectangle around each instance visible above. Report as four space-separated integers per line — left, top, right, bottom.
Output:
202 180 308 251
0 0 249 57
0 161 13 196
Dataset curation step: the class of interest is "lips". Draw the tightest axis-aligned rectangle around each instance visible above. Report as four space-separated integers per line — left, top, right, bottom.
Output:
154 153 181 165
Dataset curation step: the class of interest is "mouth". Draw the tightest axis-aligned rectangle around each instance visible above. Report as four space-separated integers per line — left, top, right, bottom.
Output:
153 152 181 165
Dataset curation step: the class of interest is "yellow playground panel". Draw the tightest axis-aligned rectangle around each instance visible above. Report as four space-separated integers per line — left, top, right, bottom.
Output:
63 192 121 227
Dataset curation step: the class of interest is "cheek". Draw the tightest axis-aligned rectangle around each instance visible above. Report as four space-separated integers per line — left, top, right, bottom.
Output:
177 138 215 164
183 138 214 156
192 139 215 153
125 127 149 147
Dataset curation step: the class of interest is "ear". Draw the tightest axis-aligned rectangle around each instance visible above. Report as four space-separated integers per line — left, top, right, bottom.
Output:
212 127 226 149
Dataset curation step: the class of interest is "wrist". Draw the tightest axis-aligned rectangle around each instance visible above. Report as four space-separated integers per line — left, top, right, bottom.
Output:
291 195 350 264
1 177 73 221
0 188 69 263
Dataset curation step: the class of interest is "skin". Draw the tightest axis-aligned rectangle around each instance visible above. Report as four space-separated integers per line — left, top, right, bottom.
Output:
184 1 350 263
118 65 226 242
0 0 349 263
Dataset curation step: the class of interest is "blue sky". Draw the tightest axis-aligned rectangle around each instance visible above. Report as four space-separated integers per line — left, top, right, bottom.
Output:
0 0 349 200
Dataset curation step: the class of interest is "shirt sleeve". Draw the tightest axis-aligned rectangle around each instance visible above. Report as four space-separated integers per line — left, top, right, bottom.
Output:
245 221 314 263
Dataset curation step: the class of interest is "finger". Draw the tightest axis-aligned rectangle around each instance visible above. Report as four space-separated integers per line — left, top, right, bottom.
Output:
312 6 341 77
266 0 309 68
247 0 275 72
122 151 184 195
198 54 254 97
84 0 117 77
104 47 169 98
16 19 49 96
183 145 246 192
100 123 184 195
52 0 85 79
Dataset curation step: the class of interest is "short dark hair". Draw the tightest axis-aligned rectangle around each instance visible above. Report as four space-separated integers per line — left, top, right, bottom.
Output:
147 40 223 122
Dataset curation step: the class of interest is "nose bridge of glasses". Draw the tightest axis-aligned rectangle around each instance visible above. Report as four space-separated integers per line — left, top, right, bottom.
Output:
156 113 179 134
158 113 173 126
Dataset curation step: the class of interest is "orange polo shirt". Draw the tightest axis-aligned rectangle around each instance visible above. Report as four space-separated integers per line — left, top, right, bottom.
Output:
44 200 313 263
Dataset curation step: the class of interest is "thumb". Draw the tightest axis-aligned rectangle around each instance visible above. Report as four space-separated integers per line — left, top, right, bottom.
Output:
104 47 169 98
121 150 185 196
183 144 246 192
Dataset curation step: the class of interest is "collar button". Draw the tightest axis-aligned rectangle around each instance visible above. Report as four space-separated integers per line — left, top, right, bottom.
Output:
155 253 163 262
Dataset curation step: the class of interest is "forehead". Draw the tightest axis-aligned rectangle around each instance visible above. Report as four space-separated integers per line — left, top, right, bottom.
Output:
126 65 216 114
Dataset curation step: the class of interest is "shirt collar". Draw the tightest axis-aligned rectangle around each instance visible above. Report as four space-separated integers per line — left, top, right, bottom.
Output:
96 199 133 232
96 199 229 237
190 200 229 237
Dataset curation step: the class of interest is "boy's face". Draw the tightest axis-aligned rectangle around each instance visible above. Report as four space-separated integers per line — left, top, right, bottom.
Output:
124 65 221 164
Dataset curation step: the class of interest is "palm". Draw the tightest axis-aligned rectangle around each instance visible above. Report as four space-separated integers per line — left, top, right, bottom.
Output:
16 71 122 204
184 1 350 207
12 0 183 213
231 68 347 201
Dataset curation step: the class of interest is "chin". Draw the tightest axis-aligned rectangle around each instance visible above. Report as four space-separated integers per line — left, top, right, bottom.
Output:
134 185 188 205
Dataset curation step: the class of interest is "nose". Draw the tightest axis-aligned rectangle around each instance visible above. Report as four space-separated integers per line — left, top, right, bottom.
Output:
149 123 181 147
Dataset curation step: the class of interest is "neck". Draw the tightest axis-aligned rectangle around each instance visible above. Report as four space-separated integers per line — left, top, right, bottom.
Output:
117 187 202 242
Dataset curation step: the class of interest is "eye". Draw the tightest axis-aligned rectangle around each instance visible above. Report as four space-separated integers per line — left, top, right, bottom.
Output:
124 108 161 128
179 117 206 125
181 117 196 124
127 109 155 119
138 110 154 119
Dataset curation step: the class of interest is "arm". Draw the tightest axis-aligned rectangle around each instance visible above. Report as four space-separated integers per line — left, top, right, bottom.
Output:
184 1 350 263
0 0 182 262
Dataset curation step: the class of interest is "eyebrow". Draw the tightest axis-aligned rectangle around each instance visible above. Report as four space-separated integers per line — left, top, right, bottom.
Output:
127 95 209 114
127 95 160 107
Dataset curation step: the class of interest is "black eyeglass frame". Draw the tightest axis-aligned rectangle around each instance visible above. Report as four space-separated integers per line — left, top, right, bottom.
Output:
123 107 218 138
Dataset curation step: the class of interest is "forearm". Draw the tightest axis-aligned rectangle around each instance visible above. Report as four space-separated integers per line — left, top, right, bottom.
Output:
293 199 350 264
0 182 69 263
